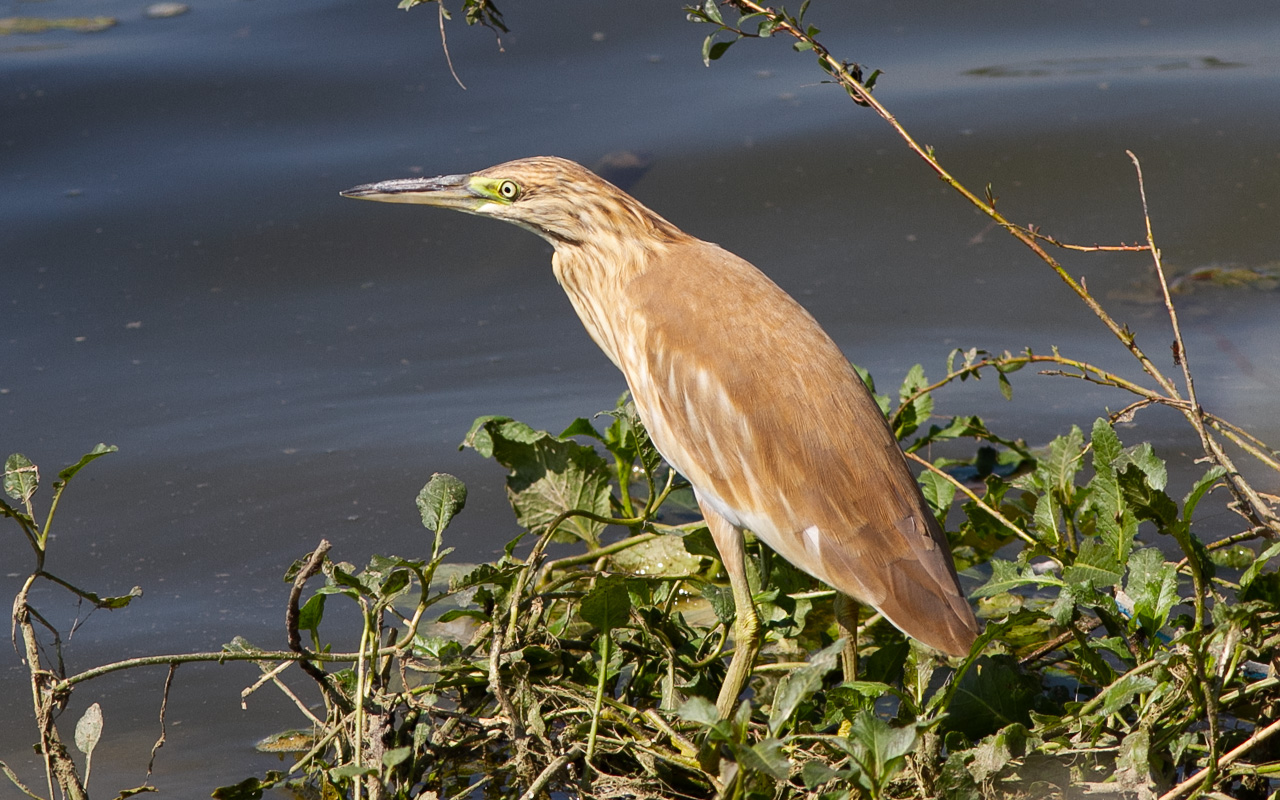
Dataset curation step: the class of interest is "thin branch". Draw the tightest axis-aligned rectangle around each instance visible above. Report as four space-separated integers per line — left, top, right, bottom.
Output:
905 452 1039 548
1025 225 1151 252
438 1 467 90
723 0 1181 402
1159 715 1280 800
515 742 582 800
145 663 177 780
0 761 45 800
55 645 416 692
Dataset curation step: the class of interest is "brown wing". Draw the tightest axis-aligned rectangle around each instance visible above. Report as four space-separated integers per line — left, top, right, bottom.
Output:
617 240 978 656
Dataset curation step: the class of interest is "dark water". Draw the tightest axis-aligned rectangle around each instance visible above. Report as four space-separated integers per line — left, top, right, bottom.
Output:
3 0 1279 793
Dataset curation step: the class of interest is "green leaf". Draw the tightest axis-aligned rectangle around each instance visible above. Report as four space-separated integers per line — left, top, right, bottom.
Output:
1182 465 1226 520
738 737 791 780
581 574 631 632
1120 442 1167 491
997 372 1013 401
851 362 891 418
4 453 38 504
1240 540 1280 589
378 568 411 599
698 581 736 625
681 524 717 558
945 655 1036 741
412 629 463 660
1033 490 1061 548
417 472 467 534
836 710 920 795
1096 505 1138 568
894 363 932 439
964 723 1029 783
448 562 520 593
298 593 326 633
863 638 910 686
769 639 843 736
1125 548 1179 634
593 398 663 476
973 558 1062 597
1118 464 1177 532
461 415 537 457
1099 672 1158 715
211 777 264 800
676 695 720 727
330 764 377 780
462 416 613 545
701 0 723 24
382 745 412 769
1240 571 1280 605
1039 425 1084 495
826 681 900 725
918 467 956 522
707 39 734 61
74 585 143 610
436 608 489 624
1114 728 1154 793
801 759 841 788
559 416 601 441
1088 418 1123 518
1064 539 1124 590
74 702 103 757
57 443 117 483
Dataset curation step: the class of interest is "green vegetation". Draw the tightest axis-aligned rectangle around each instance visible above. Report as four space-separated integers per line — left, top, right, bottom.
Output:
5 3 1280 800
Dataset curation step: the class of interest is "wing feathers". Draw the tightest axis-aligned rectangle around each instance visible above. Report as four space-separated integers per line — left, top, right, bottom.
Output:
613 240 978 655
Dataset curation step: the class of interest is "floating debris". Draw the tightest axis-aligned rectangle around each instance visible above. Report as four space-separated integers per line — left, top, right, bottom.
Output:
255 729 317 755
145 3 190 19
0 16 116 34
966 55 1247 79
1110 262 1280 303
1170 263 1280 293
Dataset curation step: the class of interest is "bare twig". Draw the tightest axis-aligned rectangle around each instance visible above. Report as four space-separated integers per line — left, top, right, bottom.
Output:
905 452 1039 549
145 663 178 780
1159 715 1280 800
1127 151 1280 536
286 540 350 712
438 0 466 89
723 0 1182 404
516 744 584 800
0 761 45 800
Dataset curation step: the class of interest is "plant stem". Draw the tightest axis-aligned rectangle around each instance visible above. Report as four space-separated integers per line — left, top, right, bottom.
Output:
586 634 609 762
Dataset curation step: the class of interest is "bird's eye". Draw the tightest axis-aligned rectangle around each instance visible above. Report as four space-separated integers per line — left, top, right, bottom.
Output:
497 180 520 201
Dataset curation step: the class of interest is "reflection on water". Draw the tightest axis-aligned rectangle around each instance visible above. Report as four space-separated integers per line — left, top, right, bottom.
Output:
2 0 1279 793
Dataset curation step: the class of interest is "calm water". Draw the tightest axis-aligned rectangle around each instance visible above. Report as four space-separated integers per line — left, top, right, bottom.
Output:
3 0 1279 793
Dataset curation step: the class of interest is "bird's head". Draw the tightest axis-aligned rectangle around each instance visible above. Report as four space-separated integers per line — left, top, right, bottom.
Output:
342 156 681 248
342 156 689 251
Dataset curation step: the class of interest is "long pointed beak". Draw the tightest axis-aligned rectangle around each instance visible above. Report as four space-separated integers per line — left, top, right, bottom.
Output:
340 173 481 209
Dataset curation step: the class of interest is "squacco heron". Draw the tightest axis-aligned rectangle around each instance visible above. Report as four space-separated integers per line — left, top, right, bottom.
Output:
342 156 979 715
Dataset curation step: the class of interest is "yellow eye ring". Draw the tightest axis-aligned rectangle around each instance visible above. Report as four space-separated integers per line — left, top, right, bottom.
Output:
497 180 520 201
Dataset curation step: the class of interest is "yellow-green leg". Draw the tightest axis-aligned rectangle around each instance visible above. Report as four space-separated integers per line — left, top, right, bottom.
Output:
834 593 860 682
701 503 760 719
834 594 860 738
